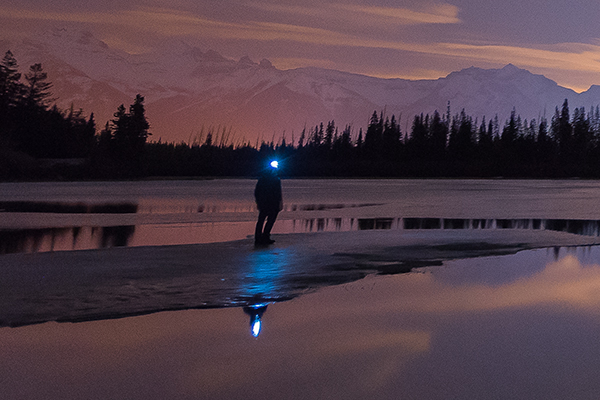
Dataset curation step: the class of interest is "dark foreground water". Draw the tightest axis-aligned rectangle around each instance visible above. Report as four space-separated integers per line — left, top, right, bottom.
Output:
3 180 600 399
2 246 600 399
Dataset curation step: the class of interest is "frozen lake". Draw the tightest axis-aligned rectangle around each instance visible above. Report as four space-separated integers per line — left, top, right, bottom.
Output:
3 178 600 253
2 179 600 399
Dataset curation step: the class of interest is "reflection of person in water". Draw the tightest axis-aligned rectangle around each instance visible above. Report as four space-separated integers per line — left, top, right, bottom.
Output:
243 304 269 337
254 160 283 246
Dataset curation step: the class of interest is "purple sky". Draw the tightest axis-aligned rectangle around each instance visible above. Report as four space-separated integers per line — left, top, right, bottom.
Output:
2 0 600 92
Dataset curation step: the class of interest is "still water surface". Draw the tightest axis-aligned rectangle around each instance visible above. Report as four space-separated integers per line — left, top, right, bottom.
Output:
2 179 600 398
2 247 600 399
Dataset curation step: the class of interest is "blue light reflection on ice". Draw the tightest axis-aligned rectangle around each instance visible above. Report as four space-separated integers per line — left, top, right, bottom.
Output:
241 248 295 336
242 248 295 297
244 304 270 337
251 317 261 337
244 303 269 337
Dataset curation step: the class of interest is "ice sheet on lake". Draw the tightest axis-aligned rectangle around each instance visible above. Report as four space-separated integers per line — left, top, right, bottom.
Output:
4 179 600 327
1 229 599 327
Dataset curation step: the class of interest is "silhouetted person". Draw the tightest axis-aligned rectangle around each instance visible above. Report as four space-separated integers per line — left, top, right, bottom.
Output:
254 161 282 246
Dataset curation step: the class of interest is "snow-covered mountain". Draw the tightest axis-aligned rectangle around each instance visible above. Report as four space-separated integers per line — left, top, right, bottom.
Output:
5 29 600 144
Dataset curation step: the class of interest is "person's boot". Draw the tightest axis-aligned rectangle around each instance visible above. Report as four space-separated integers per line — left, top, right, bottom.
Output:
263 234 275 244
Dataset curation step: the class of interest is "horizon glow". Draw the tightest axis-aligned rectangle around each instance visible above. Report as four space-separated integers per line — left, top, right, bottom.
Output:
0 1 599 92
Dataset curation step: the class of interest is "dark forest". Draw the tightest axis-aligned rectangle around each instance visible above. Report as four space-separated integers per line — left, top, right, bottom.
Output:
3 50 600 180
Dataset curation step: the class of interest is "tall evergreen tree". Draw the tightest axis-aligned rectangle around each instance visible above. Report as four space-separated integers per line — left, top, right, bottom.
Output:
298 127 306 148
128 94 150 148
572 106 591 166
408 114 428 159
501 108 519 146
23 63 52 109
364 110 383 157
108 95 150 161
552 99 573 166
448 109 474 162
382 114 401 160
536 117 552 165
429 110 447 159
324 120 335 149
0 51 22 112
0 51 23 144
307 123 322 147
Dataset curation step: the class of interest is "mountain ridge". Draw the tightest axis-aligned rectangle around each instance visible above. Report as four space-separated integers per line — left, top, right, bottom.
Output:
5 28 600 144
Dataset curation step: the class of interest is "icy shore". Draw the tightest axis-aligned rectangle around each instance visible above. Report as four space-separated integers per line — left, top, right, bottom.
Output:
1 229 599 327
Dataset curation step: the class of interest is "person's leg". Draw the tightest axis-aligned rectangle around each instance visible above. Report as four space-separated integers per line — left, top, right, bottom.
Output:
255 210 267 244
262 211 279 242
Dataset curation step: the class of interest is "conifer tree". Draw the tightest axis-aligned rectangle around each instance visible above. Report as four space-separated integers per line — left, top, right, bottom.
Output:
552 99 573 165
382 114 401 160
448 109 473 161
364 110 383 156
572 106 590 164
426 111 447 164
409 114 428 158
324 121 335 149
129 94 150 143
0 51 22 111
109 95 150 161
501 108 519 145
298 127 306 148
23 63 52 109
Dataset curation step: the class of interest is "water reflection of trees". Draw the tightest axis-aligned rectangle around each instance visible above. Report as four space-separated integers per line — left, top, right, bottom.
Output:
0 201 138 213
98 226 136 248
4 217 600 255
289 217 600 237
0 225 136 254
0 228 71 254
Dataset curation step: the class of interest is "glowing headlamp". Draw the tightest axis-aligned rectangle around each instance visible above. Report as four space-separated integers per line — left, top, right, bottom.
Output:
270 160 279 169
251 316 262 337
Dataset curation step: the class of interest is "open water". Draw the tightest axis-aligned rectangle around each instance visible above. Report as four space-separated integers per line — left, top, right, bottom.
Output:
2 179 600 399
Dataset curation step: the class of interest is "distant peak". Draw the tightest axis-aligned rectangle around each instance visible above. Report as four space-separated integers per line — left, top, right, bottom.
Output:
502 63 520 71
259 59 274 69
48 27 92 41
39 27 109 49
76 30 98 46
497 63 533 79
451 64 524 77
239 55 255 65
203 49 227 62
582 84 600 94
446 65 484 78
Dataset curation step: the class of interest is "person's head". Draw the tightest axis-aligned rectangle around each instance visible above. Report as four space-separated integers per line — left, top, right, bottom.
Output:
265 159 279 175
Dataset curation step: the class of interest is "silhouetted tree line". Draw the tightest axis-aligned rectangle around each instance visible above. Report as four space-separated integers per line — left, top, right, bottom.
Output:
4 47 600 179
0 51 151 179
0 51 95 161
92 94 151 177
145 101 600 178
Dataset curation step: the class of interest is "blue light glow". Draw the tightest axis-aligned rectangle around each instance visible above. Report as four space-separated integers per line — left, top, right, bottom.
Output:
251 317 262 337
270 160 279 169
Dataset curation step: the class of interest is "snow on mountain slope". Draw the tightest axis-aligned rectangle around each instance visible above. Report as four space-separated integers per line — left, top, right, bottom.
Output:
4 29 600 144
419 64 579 121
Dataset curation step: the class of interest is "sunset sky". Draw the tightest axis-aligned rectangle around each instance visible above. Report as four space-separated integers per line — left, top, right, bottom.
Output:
2 0 600 92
